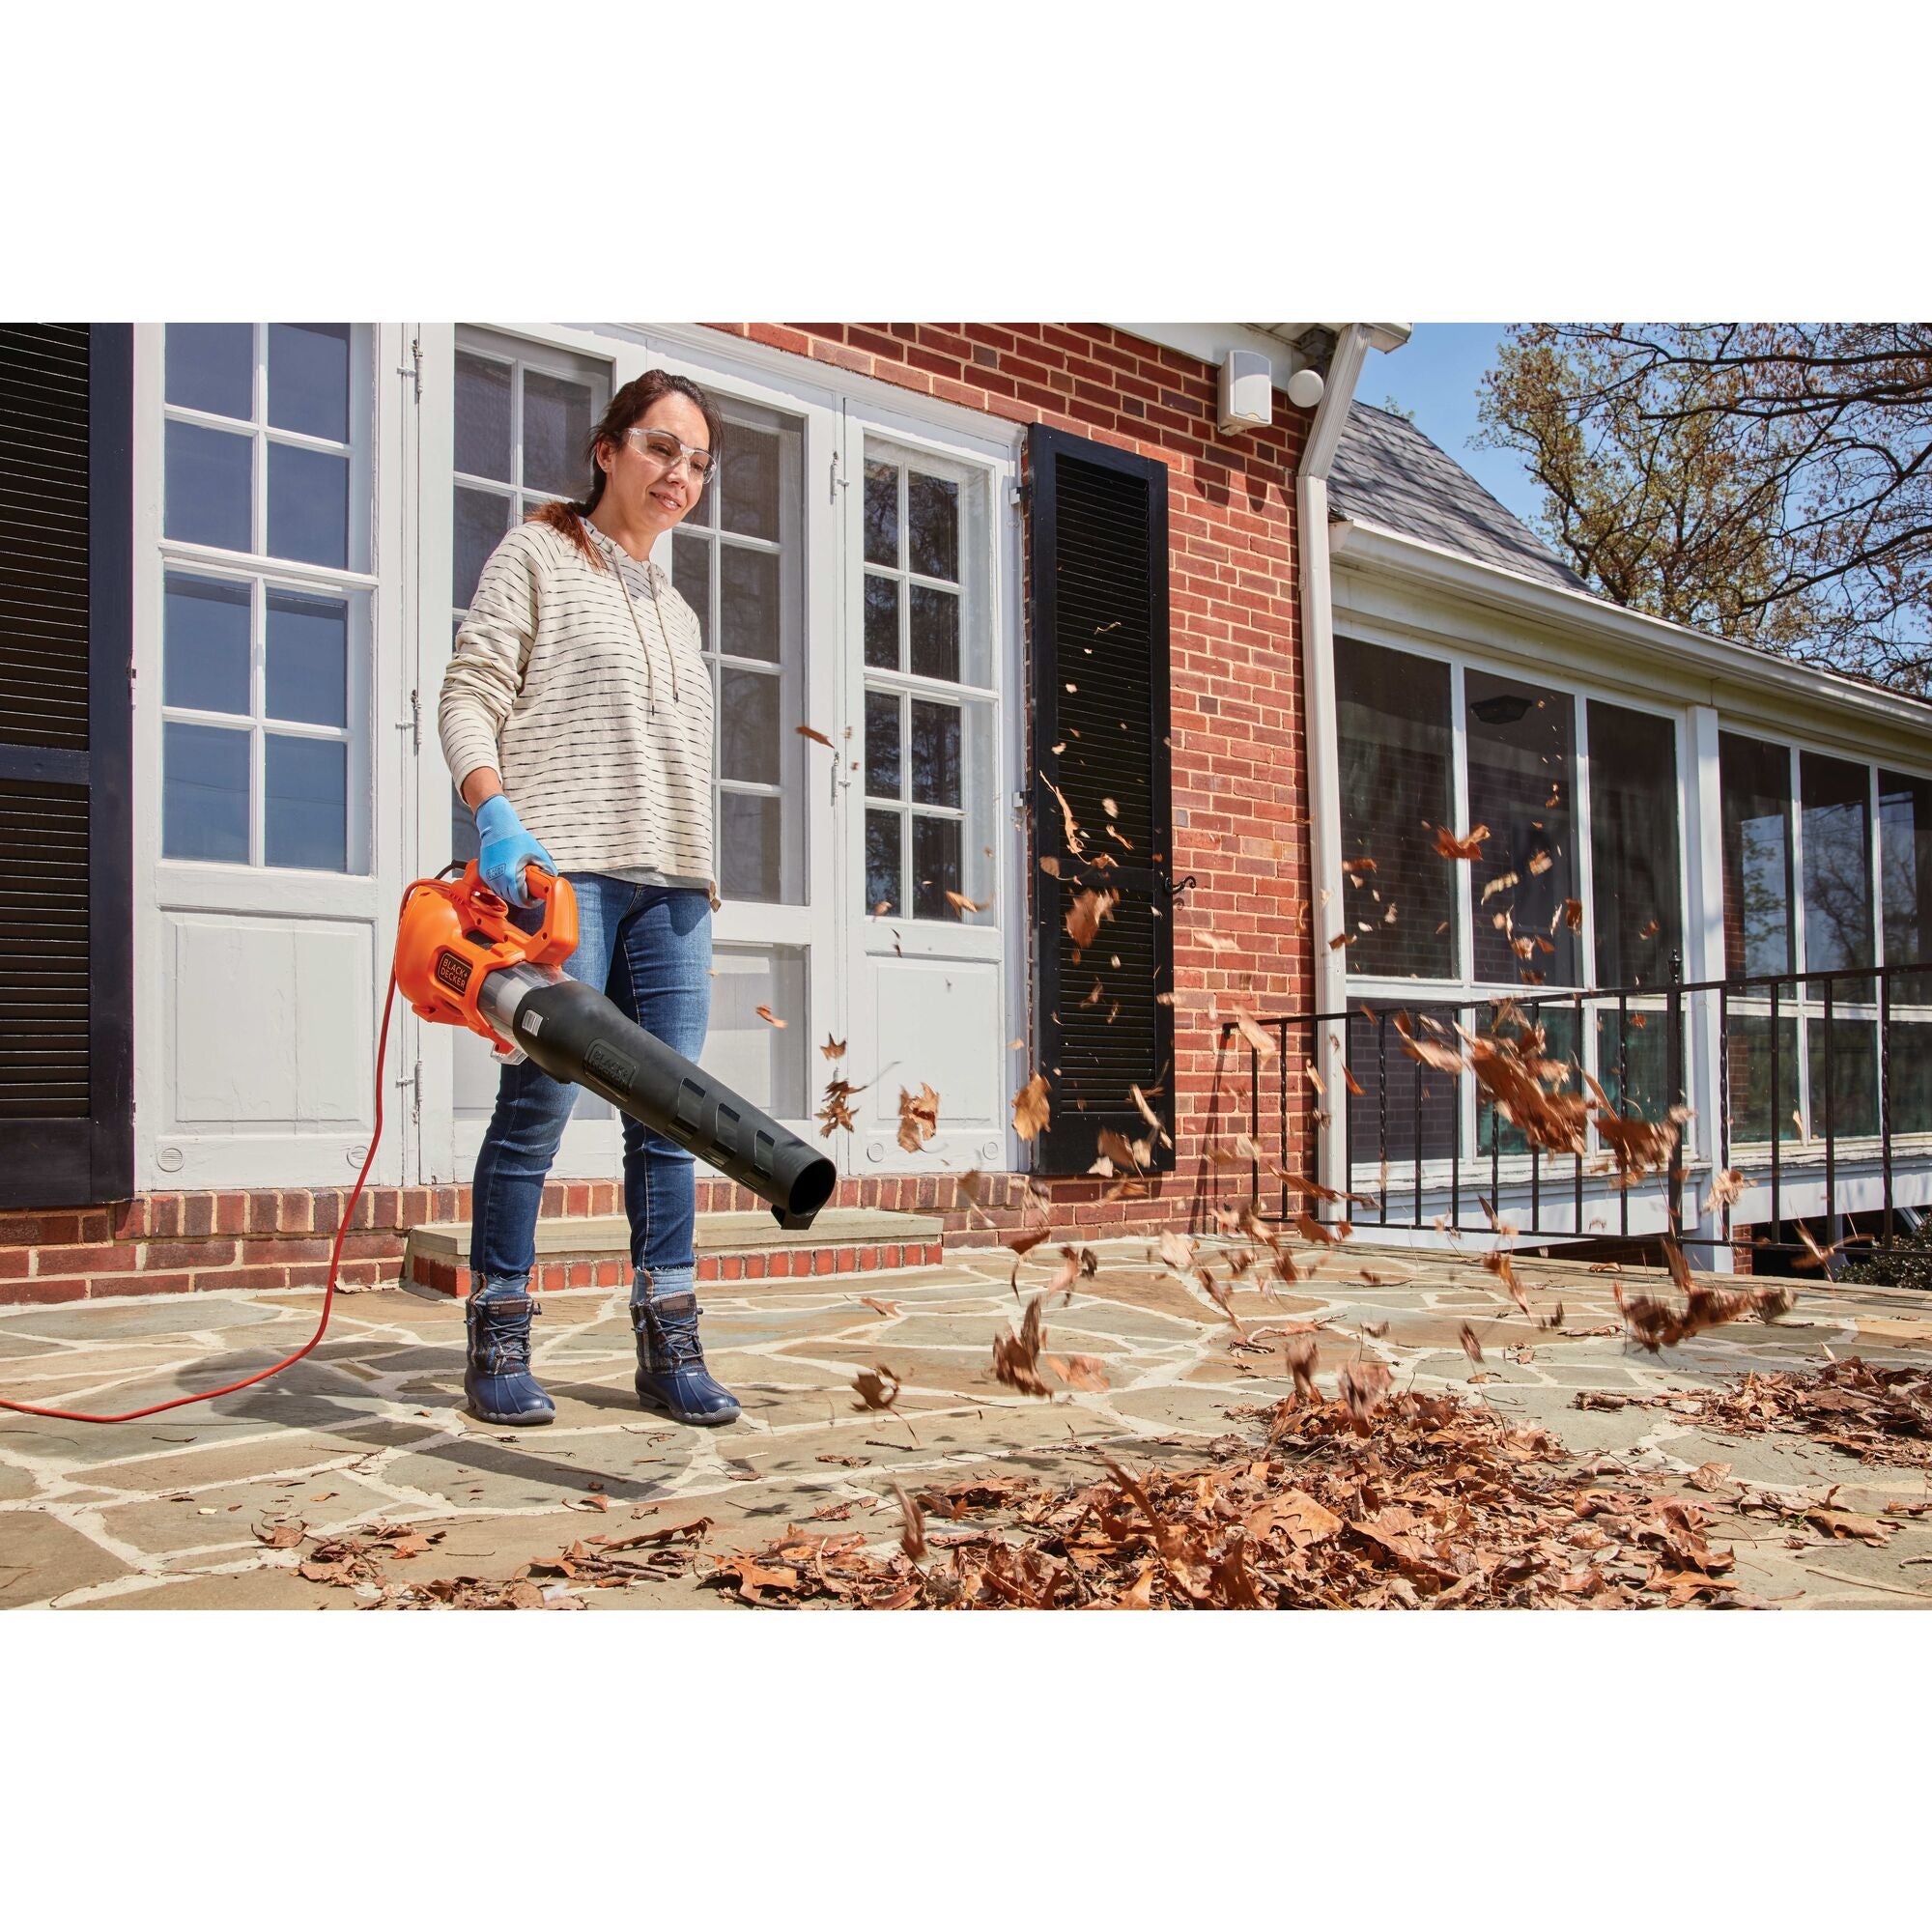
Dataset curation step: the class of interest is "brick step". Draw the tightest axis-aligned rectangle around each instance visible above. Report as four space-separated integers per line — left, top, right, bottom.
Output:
405 1208 947 1299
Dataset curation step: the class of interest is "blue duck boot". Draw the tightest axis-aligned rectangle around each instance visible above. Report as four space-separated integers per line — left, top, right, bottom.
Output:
633 1277 740 1427
464 1279 555 1426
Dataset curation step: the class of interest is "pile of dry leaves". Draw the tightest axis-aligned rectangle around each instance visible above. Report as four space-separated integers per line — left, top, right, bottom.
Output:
278 1514 713 1609
1577 1356 1932 1469
699 1379 1761 1610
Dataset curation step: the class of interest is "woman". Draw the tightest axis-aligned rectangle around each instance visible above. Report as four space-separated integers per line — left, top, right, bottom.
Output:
437 370 736 1429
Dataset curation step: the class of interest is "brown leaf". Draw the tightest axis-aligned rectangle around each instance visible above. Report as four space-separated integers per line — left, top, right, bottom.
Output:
1045 1353 1110 1392
795 724 835 749
1459 1323 1485 1364
1157 1229 1196 1272
754 1004 786 1028
895 1082 940 1153
893 1481 928 1561
851 1366 902 1412
820 1034 847 1062
254 1520 306 1549
859 1296 899 1320
1008 1228 1051 1257
1065 887 1119 950
1011 1072 1051 1141
992 1293 1053 1398
944 890 989 917
1434 823 1491 861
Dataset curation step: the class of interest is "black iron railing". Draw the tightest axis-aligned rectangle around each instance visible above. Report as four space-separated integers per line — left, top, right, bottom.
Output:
1218 959 1932 1263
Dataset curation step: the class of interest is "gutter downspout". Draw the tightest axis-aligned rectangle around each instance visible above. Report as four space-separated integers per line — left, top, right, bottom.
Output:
1295 324 1376 1203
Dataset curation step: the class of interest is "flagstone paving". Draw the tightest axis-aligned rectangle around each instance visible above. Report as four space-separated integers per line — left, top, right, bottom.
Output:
3 1241 1930 1610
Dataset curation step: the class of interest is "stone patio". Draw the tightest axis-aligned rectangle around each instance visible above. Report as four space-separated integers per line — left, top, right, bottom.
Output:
3 1239 1929 1609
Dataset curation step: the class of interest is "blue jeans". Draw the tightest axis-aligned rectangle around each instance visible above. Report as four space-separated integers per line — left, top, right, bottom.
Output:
469 876 712 1298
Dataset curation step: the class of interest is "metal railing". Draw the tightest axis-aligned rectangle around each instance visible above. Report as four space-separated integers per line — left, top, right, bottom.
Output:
1218 959 1932 1264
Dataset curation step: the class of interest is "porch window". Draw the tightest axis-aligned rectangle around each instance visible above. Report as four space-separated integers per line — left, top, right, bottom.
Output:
1587 700 1681 988
1719 732 1793 978
160 324 372 873
1881 769 1932 1132
1333 637 1453 978
860 443 995 922
1464 669 1577 985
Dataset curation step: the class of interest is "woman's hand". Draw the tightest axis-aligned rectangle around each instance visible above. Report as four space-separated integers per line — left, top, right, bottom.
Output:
474 795 555 908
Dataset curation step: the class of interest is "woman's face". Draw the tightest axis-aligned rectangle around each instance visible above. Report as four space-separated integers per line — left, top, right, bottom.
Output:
598 392 713 543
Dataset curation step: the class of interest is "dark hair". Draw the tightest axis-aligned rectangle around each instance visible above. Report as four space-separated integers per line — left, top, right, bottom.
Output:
528 369 725 566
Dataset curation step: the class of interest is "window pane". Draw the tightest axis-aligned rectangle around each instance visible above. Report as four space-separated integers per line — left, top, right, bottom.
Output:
719 544 779 662
672 530 709 617
718 423 778 542
718 667 779 783
866 690 901 798
866 809 901 914
163 573 250 715
1592 1006 1670 1130
165 420 252 553
912 814 961 921
864 461 898 566
268 442 349 568
910 698 960 808
721 791 780 903
909 584 959 682
1345 1005 1461 1170
1482 1005 1582 1158
1589 702 1681 988
266 589 348 728
1801 752 1872 982
1719 733 1792 980
1334 638 1454 978
1726 1012 1801 1143
1465 671 1577 986
523 371 593 498
1808 1015 1878 1138
864 574 899 669
1881 770 1932 967
453 488 511 609
269 324 351 440
908 470 958 580
166 324 252 420
454 352 513 481
163 723 249 862
1891 1022 1932 1135
266 735 348 871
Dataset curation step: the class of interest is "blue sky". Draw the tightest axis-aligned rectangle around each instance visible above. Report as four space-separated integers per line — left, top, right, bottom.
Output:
1362 325 1548 531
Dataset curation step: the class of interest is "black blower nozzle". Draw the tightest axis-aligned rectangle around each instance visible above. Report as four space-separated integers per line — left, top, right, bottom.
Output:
480 968 837 1230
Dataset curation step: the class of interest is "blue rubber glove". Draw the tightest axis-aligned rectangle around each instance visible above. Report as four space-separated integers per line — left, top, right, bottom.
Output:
474 794 555 908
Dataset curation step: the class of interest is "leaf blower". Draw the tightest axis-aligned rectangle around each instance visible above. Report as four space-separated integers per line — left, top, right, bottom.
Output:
394 862 836 1229
1 862 835 1427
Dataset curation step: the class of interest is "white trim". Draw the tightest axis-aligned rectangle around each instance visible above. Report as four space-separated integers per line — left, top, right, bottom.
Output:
1332 517 1932 763
1117 324 1318 394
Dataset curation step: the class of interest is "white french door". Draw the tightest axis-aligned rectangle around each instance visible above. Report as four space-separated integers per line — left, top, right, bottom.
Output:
409 326 1019 1190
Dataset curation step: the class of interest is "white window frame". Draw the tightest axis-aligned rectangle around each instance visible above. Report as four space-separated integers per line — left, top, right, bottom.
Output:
156 325 378 879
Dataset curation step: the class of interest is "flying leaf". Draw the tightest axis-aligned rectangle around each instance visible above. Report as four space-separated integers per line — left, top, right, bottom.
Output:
896 1083 940 1153
851 1366 903 1412
796 724 835 749
754 1005 786 1028
1012 1072 1052 1141
820 1035 847 1061
1435 823 1491 861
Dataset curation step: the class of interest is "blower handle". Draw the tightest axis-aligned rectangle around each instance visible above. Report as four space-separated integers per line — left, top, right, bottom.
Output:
458 859 579 967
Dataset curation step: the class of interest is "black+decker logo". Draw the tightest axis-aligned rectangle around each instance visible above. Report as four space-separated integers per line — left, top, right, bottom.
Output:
435 951 472 995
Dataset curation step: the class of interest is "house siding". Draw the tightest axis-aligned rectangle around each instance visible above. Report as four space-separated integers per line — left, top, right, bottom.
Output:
2 321 1318 1303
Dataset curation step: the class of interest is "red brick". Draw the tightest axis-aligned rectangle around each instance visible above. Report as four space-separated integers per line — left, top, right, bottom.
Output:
719 1255 742 1282
0 1273 88 1306
37 1242 138 1276
767 1253 791 1279
143 1238 238 1271
188 1264 287 1293
5 1213 82 1246
331 1232 406 1263
90 1268 198 1298
595 1260 622 1288
696 1257 721 1282
110 1198 151 1239
399 1188 432 1229
743 1254 767 1279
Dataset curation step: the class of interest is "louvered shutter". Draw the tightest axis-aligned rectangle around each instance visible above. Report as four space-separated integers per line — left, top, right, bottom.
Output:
0 325 133 1207
1025 425 1175 1174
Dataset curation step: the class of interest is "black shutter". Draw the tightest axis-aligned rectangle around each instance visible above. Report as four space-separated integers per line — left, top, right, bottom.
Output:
1026 424 1174 1175
0 325 134 1208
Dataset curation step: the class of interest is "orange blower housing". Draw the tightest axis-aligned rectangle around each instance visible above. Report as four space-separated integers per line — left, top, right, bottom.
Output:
395 863 577 1052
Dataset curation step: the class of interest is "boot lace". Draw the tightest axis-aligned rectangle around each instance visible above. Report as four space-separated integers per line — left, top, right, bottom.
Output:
471 1299 534 1376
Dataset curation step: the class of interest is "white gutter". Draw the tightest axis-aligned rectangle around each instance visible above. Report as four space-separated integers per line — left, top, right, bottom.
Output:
1295 325 1379 1199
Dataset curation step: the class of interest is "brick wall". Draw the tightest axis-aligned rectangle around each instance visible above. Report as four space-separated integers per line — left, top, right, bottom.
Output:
705 325 1316 1242
0 325 1317 1306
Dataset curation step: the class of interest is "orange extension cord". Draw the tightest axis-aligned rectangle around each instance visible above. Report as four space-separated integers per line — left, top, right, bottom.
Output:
0 942 406 1426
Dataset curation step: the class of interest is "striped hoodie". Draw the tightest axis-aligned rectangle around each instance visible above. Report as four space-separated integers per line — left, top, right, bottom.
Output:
438 517 716 892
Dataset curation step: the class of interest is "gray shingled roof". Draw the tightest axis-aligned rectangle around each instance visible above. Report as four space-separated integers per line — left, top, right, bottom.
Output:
1329 402 1588 593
